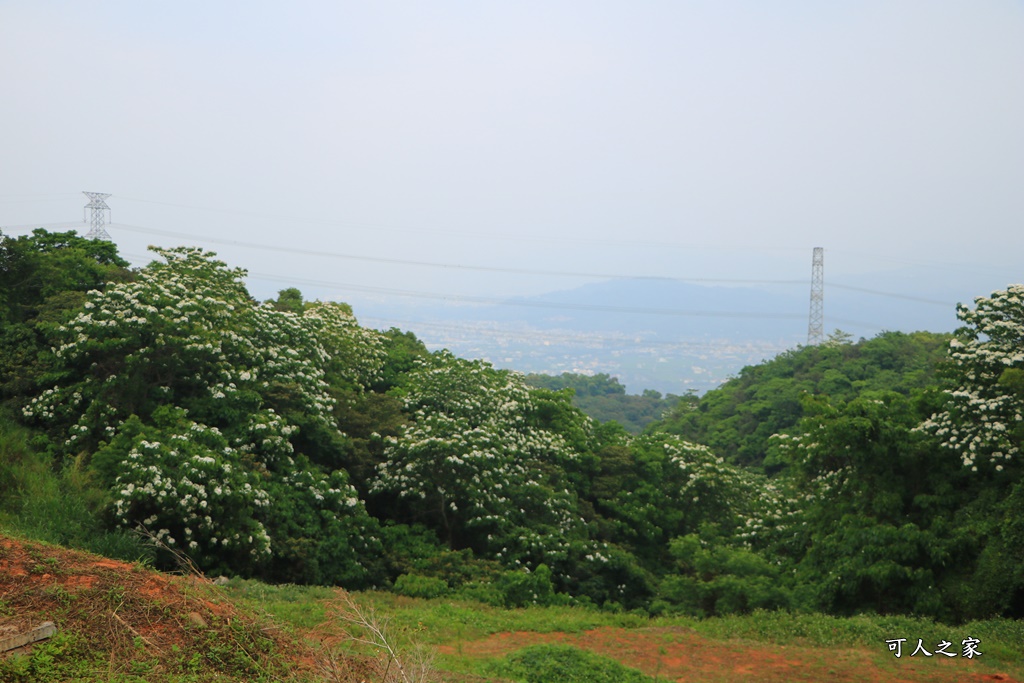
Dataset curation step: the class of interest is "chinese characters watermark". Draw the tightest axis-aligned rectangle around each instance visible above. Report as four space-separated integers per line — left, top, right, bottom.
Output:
885 637 982 659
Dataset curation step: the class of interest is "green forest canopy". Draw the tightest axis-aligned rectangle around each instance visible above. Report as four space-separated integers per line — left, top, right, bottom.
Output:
2 228 1024 622
524 372 682 434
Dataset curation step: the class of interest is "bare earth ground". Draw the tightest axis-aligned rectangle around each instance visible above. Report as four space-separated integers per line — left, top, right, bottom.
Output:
438 626 1020 682
1 534 1020 682
1 535 223 651
0 535 322 681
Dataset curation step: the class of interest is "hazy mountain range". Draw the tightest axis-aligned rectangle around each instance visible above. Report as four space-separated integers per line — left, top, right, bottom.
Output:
346 266 1010 395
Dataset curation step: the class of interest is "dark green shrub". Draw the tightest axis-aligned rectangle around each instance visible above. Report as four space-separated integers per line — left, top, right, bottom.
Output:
489 644 656 683
657 534 792 616
393 573 449 599
496 564 567 608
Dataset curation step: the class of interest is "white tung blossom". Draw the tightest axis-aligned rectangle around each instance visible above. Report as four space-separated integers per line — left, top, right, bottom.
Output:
920 285 1024 467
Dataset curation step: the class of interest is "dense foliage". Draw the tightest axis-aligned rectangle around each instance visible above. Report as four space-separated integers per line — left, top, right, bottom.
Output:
12 241 382 584
3 229 1023 623
0 229 131 404
921 285 1024 470
524 372 683 434
649 330 952 469
374 352 592 562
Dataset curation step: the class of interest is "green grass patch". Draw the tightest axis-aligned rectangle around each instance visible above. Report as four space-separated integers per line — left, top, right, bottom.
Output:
0 417 152 564
355 592 650 644
223 583 649 645
0 632 101 683
220 578 337 631
222 582 1024 672
488 644 657 683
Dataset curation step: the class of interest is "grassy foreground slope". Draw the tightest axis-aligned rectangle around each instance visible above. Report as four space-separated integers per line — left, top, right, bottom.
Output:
0 534 322 682
228 580 1024 683
3 532 1024 682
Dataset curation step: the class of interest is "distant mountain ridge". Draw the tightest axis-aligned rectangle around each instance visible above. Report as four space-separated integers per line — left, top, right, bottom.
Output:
343 269 992 395
353 272 964 340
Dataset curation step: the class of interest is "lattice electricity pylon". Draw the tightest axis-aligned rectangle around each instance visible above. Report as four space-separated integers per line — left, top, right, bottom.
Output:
807 247 824 345
83 191 112 240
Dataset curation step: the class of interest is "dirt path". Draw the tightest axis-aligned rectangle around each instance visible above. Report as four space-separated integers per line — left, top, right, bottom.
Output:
439 626 1020 683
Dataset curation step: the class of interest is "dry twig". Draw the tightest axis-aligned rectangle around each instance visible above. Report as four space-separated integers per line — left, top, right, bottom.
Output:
319 591 437 683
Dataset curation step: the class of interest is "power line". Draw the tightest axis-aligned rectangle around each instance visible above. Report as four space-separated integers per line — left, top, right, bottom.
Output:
109 221 809 285
245 271 807 320
107 256 890 329
108 252 827 325
826 283 950 306
108 223 815 286
246 270 885 329
2 192 1008 275
114 195 1016 274
116 234 941 326
1 220 956 314
107 223 959 308
65 250 822 351
827 248 1006 274
114 194 809 252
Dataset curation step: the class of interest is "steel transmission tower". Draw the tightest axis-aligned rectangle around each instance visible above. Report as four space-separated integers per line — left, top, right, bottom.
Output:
83 191 112 240
807 247 824 345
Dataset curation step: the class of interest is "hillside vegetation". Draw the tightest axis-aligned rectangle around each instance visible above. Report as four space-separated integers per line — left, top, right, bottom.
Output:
523 372 683 434
648 330 952 469
2 229 1024 630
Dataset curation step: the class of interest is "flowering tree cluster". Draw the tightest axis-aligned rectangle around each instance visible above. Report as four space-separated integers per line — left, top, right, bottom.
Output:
23 248 335 454
578 429 792 611
16 231 1024 617
22 246 383 581
921 285 1024 470
303 300 388 391
372 350 784 606
92 407 274 566
373 351 591 569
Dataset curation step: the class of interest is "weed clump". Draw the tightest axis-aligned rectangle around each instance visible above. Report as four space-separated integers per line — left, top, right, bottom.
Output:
489 643 657 683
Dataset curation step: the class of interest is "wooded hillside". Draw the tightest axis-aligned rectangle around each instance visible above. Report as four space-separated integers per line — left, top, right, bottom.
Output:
2 229 1023 623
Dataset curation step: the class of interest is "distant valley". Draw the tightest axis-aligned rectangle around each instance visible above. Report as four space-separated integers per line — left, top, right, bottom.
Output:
347 269 979 395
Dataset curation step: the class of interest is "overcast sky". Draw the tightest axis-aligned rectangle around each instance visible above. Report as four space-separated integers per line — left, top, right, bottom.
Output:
2 1 1022 318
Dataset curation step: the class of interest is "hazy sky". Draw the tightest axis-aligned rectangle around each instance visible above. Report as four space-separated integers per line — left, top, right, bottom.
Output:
2 1 1022 319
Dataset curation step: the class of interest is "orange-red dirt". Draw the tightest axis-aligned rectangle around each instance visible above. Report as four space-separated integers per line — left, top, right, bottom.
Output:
2 534 1020 682
0 535 323 680
1 537 225 648
439 627 1021 683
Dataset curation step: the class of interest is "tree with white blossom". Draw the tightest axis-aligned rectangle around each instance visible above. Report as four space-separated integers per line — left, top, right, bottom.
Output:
920 285 1024 470
373 350 592 570
23 247 336 456
23 246 382 582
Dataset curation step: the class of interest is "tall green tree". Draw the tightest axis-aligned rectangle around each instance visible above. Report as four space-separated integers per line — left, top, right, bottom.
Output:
0 228 129 325
0 229 131 405
771 391 965 617
651 331 951 469
917 285 1024 617
22 246 383 583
